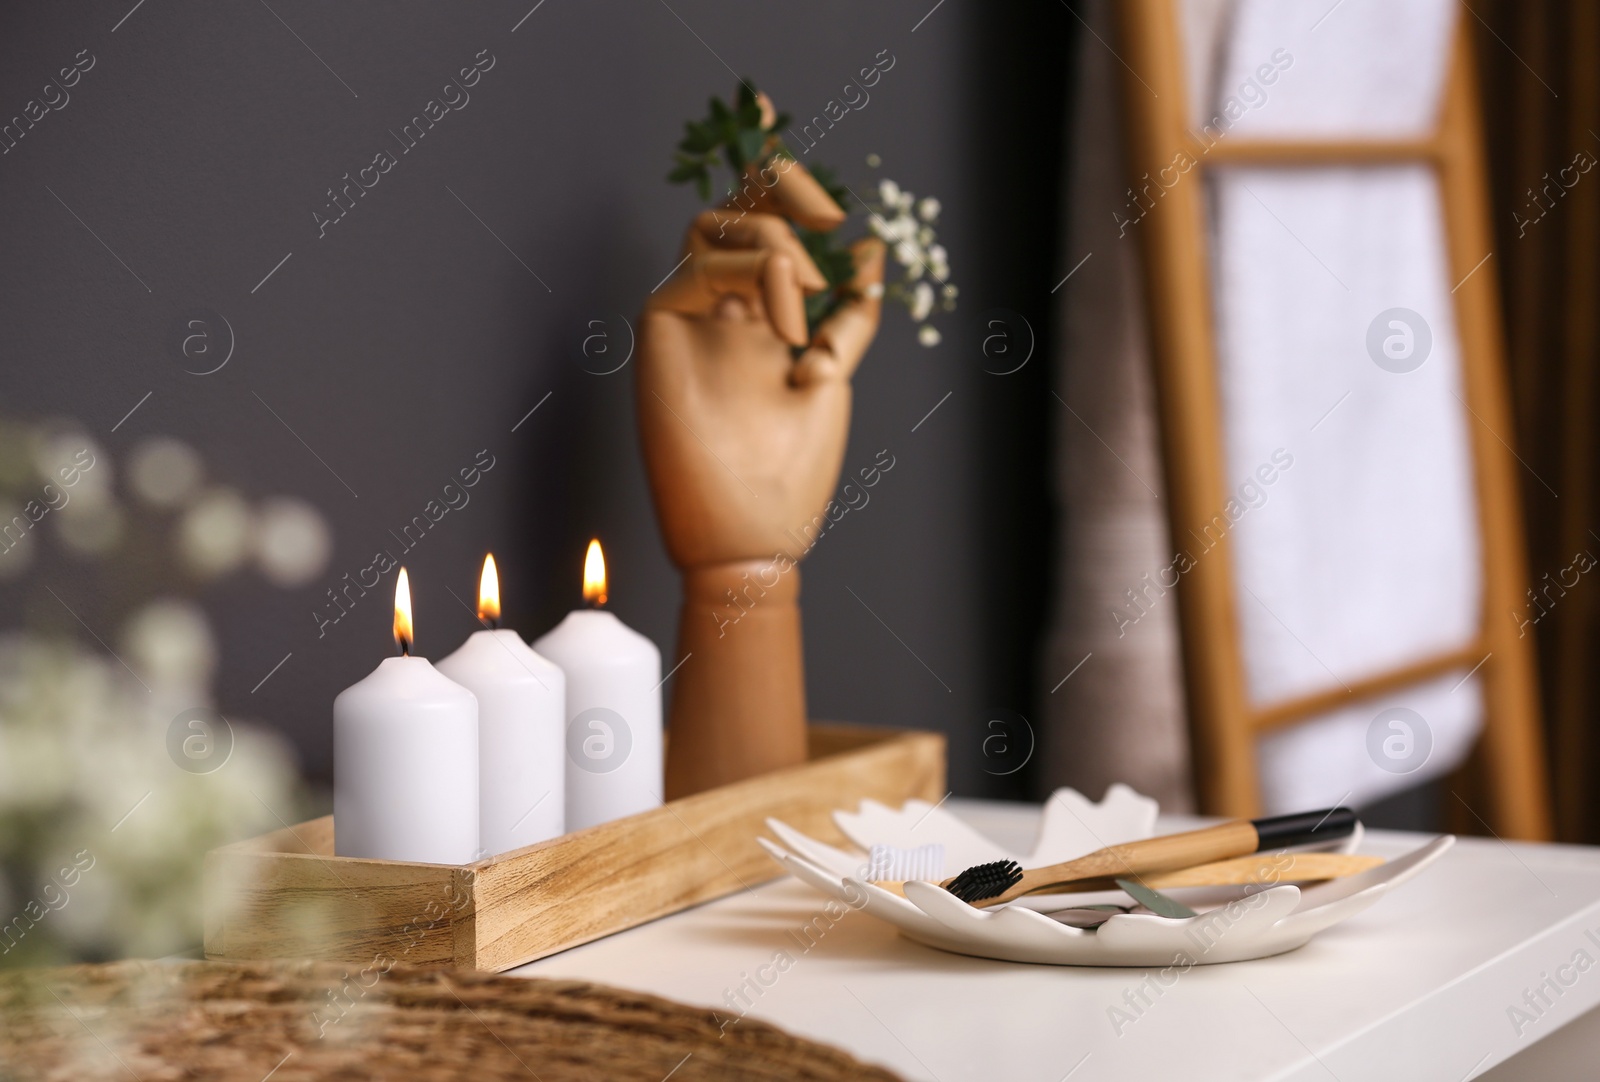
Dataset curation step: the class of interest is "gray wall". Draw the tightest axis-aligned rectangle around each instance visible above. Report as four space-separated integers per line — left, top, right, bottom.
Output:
0 2 1073 798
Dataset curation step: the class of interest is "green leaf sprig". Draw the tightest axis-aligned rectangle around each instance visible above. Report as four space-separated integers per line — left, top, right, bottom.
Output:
669 83 791 202
669 83 857 332
668 82 955 343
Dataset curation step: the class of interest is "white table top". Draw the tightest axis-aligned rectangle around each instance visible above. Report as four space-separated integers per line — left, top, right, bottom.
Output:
512 799 1600 1081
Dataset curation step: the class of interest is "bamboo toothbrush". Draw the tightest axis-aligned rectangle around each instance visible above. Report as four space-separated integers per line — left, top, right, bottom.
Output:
868 850 1383 899
936 807 1358 908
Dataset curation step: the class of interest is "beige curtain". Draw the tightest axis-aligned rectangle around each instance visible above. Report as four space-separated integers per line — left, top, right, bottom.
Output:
1037 0 1194 812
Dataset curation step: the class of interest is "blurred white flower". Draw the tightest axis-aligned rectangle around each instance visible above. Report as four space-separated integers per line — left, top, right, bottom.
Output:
32 426 108 497
55 498 124 557
178 487 252 577
0 633 306 964
862 176 955 347
49 865 116 948
0 422 31 489
0 499 33 579
0 718 76 810
0 418 315 965
255 497 332 587
129 438 204 508
871 214 909 245
122 599 217 693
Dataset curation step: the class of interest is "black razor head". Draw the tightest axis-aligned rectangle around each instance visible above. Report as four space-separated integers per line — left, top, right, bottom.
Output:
944 860 1023 903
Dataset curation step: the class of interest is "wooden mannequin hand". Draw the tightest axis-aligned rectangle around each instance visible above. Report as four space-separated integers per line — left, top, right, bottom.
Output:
639 185 886 568
638 144 885 796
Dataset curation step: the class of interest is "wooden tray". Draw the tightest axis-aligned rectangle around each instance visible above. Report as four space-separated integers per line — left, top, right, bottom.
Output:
203 723 944 973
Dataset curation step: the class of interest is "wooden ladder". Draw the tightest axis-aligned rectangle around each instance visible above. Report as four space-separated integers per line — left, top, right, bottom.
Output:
1112 0 1552 838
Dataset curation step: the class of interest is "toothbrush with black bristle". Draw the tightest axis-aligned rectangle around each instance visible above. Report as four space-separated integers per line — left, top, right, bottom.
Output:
940 807 1359 907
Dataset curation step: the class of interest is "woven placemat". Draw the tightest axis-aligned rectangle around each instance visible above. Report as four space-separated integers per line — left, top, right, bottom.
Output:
0 959 904 1081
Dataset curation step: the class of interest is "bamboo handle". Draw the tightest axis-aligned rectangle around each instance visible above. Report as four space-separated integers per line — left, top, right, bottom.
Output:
1049 851 1385 894
1020 820 1259 892
873 851 1383 900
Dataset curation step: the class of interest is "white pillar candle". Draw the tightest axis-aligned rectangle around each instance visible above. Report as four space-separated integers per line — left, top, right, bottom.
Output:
437 554 566 856
334 568 479 865
533 540 663 831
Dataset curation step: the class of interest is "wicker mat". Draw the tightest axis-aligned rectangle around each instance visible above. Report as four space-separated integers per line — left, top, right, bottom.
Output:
0 959 905 1080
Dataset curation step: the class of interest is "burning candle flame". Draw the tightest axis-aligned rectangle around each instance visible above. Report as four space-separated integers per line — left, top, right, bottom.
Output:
583 539 607 607
394 566 414 656
478 553 501 627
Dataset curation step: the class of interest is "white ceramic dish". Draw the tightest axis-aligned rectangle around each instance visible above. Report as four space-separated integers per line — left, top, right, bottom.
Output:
761 785 1454 966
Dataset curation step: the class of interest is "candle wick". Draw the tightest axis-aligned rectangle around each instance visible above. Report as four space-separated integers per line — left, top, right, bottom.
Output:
484 616 499 631
399 638 410 657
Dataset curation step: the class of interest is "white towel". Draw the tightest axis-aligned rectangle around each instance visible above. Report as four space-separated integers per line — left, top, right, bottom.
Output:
1217 0 1457 139
1203 0 1481 811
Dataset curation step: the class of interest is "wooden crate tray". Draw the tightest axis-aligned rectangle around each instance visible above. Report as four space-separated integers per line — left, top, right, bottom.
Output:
204 723 945 973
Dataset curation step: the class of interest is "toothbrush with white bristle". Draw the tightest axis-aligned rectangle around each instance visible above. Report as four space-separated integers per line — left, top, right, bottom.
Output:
864 843 946 882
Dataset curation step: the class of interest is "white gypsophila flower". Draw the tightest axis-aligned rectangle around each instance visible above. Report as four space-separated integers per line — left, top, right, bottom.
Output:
0 720 76 810
864 177 955 346
866 152 882 168
122 599 217 693
0 421 33 489
55 499 124 557
178 487 253 577
32 425 108 497
48 868 116 954
872 213 907 244
0 499 33 579
93 720 300 957
128 438 204 508
255 497 332 587
0 631 306 963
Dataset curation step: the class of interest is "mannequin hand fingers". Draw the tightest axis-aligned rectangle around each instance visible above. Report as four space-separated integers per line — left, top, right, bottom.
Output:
791 238 885 386
692 210 827 291
649 248 808 347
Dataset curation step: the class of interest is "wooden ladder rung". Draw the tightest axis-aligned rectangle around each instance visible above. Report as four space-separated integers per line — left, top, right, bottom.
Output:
1188 137 1442 166
1252 644 1488 732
